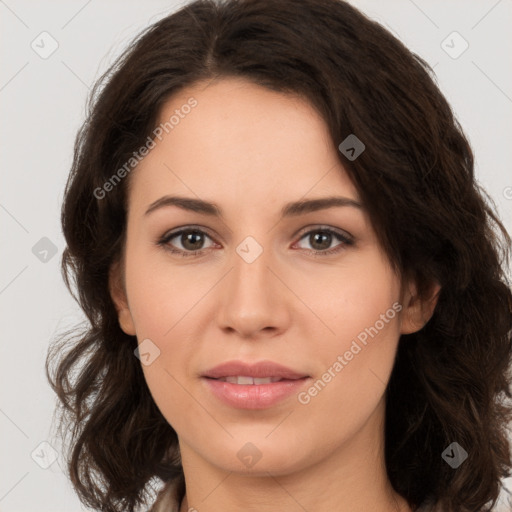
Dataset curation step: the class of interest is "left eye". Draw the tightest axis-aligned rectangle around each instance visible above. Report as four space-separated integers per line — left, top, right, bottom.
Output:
157 226 353 257
294 228 353 255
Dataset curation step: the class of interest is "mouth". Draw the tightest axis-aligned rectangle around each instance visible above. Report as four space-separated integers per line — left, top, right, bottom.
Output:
202 371 311 409
204 375 306 385
200 360 310 408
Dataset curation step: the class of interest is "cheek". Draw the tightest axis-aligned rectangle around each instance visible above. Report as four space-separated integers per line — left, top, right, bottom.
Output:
123 249 200 414
306 255 401 346
301 256 402 399
124 243 201 337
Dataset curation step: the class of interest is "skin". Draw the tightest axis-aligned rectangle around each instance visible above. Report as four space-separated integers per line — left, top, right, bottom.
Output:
109 77 440 512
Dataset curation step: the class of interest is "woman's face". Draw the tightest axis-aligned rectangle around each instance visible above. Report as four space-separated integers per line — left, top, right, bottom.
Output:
110 77 424 476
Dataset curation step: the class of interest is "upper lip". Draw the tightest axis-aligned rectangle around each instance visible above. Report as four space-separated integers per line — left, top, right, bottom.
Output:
202 360 309 380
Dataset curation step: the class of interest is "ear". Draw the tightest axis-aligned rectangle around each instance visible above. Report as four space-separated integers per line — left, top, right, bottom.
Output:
400 278 441 335
108 260 137 336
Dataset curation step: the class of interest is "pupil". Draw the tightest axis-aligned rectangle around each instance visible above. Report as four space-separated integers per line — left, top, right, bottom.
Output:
183 231 203 250
312 231 331 250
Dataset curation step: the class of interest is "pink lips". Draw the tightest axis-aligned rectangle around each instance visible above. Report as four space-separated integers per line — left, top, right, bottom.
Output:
202 360 308 380
201 360 310 409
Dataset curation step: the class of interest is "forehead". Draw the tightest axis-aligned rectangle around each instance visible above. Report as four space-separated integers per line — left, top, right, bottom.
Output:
126 77 360 215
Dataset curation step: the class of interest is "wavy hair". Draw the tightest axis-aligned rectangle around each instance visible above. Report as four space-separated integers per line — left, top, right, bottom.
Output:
46 0 512 511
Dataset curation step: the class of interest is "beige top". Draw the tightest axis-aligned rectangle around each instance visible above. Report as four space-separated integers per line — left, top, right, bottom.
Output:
149 476 184 512
148 476 439 512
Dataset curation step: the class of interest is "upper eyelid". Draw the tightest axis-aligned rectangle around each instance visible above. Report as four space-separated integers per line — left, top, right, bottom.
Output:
295 224 352 239
163 225 219 243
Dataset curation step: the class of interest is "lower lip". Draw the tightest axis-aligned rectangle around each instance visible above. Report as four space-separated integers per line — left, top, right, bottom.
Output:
202 377 310 409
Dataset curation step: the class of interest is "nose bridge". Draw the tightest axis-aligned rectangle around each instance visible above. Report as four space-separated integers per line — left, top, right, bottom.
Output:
216 232 288 336
230 234 274 301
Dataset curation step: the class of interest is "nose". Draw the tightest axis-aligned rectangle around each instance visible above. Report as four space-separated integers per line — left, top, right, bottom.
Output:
215 240 291 339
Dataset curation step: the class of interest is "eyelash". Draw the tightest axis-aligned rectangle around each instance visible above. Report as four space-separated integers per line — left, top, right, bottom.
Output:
156 225 354 258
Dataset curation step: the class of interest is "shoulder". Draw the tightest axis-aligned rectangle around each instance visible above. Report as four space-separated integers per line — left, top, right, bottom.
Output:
148 477 184 512
415 498 512 512
414 497 443 512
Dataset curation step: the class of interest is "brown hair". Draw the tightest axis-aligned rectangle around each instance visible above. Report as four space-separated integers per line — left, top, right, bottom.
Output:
46 0 512 511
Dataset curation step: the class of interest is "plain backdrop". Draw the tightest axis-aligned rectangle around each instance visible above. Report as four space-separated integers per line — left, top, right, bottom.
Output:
1 1 511 511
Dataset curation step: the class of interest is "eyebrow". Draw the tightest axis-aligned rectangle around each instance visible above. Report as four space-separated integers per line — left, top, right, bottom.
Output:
144 195 363 218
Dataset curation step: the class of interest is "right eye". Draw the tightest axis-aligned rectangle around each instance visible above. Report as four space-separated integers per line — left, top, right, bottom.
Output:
157 227 217 257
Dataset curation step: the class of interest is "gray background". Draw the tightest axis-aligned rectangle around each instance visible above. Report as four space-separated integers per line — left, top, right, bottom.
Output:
1 1 511 511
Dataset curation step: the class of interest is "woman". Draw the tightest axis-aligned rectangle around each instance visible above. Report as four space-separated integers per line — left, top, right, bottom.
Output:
46 1 512 511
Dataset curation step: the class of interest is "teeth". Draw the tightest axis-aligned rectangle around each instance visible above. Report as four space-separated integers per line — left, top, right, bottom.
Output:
217 376 282 384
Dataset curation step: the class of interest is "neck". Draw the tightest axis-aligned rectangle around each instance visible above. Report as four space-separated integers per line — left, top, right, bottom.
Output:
177 398 412 512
